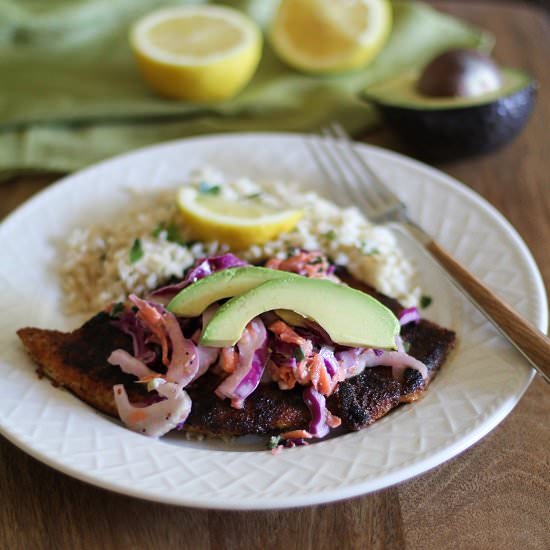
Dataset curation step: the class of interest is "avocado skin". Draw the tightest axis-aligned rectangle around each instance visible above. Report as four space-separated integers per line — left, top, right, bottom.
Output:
371 82 536 161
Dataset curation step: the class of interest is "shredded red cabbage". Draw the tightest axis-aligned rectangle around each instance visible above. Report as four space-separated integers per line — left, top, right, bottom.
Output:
194 345 219 380
215 318 270 409
318 346 338 376
113 381 191 438
189 312 220 382
163 314 199 386
336 347 428 380
398 307 420 326
111 310 156 364
270 339 297 357
303 386 330 438
150 253 247 300
335 348 363 373
395 334 406 353
107 349 157 379
129 294 199 387
270 353 297 370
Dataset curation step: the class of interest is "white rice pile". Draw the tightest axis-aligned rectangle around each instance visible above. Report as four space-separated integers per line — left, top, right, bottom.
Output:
59 169 419 314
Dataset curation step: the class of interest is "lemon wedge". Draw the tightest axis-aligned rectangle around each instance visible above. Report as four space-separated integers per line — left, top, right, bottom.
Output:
177 187 303 248
270 0 392 74
130 6 262 101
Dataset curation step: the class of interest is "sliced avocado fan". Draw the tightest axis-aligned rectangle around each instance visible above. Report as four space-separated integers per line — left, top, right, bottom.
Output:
200 276 400 349
167 266 298 317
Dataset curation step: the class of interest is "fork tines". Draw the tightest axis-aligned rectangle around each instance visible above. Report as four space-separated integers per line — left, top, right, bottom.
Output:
306 122 404 223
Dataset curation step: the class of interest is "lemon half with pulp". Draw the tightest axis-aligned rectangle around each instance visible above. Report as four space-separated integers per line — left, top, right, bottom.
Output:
130 6 262 101
177 187 303 249
270 0 392 74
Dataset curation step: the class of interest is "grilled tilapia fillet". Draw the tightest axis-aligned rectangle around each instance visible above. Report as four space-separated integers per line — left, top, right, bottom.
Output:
17 303 455 438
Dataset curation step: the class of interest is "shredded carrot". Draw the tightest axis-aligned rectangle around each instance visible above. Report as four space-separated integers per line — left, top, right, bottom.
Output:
220 347 238 374
266 252 336 280
269 320 307 347
268 320 313 368
316 357 332 396
134 301 170 365
280 429 313 440
138 374 163 383
326 410 342 429
294 358 309 385
269 363 297 390
308 354 321 391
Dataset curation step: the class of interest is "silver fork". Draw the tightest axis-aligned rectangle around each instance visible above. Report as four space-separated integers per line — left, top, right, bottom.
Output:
307 122 550 384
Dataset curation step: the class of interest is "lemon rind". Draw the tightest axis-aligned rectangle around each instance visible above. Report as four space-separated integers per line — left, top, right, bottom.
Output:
130 5 261 67
177 188 303 229
270 0 392 73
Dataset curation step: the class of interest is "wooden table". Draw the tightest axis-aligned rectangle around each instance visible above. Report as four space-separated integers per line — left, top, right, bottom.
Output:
1 2 548 549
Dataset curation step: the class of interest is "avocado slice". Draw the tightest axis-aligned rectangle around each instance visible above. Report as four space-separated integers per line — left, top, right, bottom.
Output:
167 266 299 317
362 67 536 160
200 277 400 349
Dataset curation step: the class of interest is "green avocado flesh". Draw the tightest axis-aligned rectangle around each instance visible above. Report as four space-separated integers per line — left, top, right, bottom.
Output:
200 277 400 349
363 67 531 109
167 266 300 317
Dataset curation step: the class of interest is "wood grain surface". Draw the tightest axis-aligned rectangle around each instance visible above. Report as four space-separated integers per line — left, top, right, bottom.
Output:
425 239 550 382
1 2 549 549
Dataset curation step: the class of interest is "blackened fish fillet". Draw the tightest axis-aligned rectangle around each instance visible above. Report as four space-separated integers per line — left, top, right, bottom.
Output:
18 313 310 436
18 313 148 418
17 291 456 437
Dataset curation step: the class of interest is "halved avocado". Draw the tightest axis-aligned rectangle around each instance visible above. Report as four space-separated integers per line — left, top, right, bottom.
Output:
362 56 536 160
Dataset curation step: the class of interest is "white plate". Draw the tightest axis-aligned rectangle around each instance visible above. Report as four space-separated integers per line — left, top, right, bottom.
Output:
0 133 546 510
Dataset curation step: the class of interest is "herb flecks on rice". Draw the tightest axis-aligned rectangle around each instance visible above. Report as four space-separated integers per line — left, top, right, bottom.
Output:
59 169 419 314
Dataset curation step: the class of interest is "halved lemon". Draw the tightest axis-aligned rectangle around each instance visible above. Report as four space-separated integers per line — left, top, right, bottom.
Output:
270 0 392 74
177 187 303 249
130 5 262 102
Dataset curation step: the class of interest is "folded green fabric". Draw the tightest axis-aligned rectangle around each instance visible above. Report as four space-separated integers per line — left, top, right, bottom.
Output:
0 0 490 179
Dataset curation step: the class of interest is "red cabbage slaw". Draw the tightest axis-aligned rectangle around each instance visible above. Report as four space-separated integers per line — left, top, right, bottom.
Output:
215 318 269 409
149 253 247 302
108 253 428 442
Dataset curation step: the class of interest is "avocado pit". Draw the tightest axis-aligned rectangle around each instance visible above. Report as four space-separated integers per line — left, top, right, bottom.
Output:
417 49 502 99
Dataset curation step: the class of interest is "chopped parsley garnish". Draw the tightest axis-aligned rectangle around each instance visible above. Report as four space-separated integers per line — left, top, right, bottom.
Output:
129 238 144 263
198 182 221 195
420 295 433 309
267 435 281 450
362 244 380 256
294 347 305 362
323 230 336 241
244 192 262 200
287 247 301 259
166 224 186 245
309 257 324 265
152 222 186 245
152 222 164 238
110 302 124 318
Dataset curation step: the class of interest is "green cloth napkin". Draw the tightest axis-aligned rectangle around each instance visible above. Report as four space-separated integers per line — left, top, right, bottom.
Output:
0 0 491 180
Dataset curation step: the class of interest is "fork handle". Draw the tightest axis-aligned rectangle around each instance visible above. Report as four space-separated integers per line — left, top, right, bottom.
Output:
426 240 550 383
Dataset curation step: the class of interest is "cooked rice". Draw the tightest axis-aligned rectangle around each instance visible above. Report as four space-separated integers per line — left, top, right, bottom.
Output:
59 169 419 314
